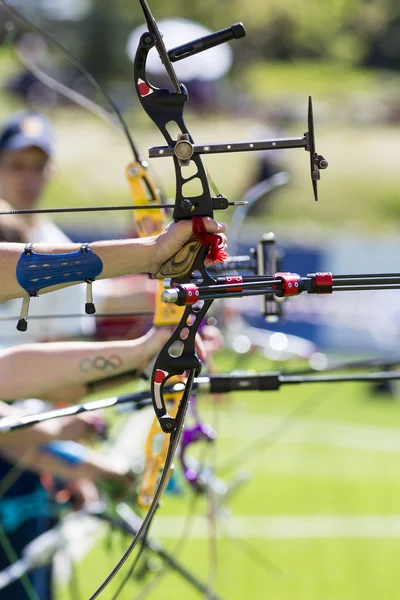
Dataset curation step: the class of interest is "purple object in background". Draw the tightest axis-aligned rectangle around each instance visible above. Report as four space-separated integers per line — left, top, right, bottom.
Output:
179 396 216 492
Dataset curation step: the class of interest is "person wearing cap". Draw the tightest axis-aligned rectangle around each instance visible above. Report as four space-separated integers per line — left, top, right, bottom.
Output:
0 111 226 338
0 110 150 344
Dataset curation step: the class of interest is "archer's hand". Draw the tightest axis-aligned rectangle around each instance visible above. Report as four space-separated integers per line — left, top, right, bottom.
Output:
67 478 99 511
100 468 137 502
149 217 227 276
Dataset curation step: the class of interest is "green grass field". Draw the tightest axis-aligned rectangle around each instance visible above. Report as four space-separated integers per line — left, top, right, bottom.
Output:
57 351 400 600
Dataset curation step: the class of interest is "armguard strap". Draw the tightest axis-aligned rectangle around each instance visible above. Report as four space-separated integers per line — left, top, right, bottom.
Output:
16 243 103 331
40 440 88 466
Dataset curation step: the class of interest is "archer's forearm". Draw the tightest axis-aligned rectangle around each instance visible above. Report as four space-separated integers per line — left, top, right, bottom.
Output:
0 238 157 303
0 443 124 482
0 328 168 401
0 402 73 447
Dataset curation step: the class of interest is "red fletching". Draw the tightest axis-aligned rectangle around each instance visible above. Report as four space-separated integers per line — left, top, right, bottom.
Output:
192 216 228 263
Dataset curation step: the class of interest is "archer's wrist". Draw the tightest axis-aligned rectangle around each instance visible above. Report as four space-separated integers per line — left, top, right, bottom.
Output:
126 235 158 275
143 235 159 275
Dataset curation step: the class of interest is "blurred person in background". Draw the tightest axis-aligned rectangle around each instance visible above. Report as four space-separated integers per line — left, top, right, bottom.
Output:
0 110 156 347
0 408 136 600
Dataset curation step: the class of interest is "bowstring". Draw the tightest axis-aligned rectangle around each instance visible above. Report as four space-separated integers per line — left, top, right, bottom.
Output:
89 368 195 598
110 525 151 600
131 491 201 600
89 436 176 598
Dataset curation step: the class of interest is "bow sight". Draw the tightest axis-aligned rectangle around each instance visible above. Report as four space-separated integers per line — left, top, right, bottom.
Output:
135 7 328 218
149 96 327 203
149 96 328 201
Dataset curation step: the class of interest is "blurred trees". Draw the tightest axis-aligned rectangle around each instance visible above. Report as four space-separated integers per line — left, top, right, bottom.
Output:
2 0 400 86
76 0 400 75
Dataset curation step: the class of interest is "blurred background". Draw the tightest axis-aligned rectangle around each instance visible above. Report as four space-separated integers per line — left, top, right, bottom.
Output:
1 1 400 599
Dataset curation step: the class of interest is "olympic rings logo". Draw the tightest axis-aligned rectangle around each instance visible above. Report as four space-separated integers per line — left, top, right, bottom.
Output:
79 355 123 372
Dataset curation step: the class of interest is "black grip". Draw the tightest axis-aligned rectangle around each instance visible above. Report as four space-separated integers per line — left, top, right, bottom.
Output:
209 372 281 394
168 23 246 63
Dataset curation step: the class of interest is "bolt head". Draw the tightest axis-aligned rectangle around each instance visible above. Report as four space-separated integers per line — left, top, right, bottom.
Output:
128 165 140 177
180 199 193 212
142 34 154 46
175 140 194 161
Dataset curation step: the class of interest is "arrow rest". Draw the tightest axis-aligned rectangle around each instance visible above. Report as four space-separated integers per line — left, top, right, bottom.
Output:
256 233 285 322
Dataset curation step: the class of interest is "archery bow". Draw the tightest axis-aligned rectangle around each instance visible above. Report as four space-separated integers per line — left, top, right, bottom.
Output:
133 0 328 434
0 15 231 599
88 1 329 595
88 4 243 593
126 145 188 511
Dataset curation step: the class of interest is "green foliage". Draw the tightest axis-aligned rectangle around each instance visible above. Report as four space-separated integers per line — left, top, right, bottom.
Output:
89 0 400 70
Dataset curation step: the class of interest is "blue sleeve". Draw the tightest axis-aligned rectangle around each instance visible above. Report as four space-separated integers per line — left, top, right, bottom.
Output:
39 440 88 466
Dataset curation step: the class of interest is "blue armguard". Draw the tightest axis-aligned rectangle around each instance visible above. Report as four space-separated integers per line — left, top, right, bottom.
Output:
16 243 103 331
16 243 103 293
40 440 88 467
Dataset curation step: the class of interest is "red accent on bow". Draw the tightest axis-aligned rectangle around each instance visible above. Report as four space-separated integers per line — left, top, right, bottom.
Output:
154 369 168 384
225 275 243 293
192 216 228 263
138 80 152 97
314 272 333 294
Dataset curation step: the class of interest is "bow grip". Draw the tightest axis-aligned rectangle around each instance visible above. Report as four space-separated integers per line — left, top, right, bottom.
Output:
155 235 204 280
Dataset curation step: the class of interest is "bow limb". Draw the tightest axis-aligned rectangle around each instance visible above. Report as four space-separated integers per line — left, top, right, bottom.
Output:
126 159 187 509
